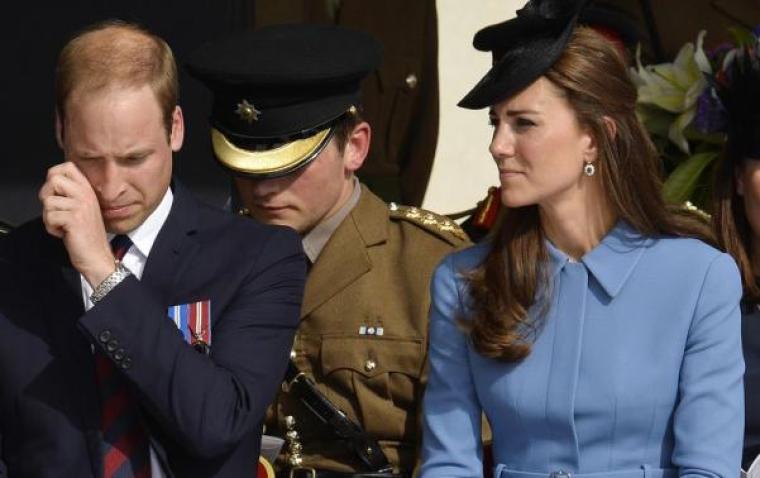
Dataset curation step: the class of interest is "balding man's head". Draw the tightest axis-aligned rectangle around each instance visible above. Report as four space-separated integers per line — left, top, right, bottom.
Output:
55 20 179 138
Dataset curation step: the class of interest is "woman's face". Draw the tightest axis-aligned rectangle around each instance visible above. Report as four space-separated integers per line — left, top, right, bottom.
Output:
489 77 597 209
737 158 760 241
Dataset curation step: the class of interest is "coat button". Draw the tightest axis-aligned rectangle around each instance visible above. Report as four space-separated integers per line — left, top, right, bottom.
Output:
405 73 418 89
113 348 126 361
550 471 572 478
120 357 132 370
364 359 376 372
98 330 112 343
290 349 297 360
106 339 119 352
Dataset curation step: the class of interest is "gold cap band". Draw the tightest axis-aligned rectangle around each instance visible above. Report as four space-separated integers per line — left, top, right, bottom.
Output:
211 127 332 177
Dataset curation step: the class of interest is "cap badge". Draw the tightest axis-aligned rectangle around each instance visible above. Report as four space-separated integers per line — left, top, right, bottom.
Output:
235 99 261 123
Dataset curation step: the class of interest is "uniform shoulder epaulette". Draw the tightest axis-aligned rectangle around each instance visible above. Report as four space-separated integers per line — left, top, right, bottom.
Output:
388 202 469 243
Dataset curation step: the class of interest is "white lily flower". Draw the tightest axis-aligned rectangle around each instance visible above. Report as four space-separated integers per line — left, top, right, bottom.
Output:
631 31 712 153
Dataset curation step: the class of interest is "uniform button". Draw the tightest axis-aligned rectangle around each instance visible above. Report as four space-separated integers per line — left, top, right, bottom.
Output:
120 357 132 370
290 349 297 360
405 73 418 89
113 348 126 361
364 359 376 372
98 330 112 343
106 339 119 352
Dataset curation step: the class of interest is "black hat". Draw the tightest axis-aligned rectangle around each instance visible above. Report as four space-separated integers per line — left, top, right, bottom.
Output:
715 45 760 159
579 2 640 50
186 24 382 178
459 0 590 109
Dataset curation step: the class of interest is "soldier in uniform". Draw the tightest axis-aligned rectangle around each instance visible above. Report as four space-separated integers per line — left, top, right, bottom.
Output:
186 24 469 477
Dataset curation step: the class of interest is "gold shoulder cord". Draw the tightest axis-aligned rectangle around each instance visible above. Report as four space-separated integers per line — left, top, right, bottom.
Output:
389 203 468 242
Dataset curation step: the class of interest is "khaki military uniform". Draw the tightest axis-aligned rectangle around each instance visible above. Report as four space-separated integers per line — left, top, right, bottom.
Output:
266 185 468 473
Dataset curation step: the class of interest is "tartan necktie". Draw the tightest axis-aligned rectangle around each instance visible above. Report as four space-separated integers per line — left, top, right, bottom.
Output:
95 235 151 478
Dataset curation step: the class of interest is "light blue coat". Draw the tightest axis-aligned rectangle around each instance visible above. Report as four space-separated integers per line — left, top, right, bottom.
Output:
421 222 744 478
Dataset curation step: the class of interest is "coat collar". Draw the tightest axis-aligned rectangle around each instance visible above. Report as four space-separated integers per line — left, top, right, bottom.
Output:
300 185 387 318
546 220 651 298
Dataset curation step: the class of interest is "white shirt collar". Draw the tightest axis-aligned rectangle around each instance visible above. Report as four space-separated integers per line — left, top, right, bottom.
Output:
108 186 174 260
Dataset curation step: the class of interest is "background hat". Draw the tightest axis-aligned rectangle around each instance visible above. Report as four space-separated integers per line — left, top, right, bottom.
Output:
579 2 640 52
458 0 590 109
186 24 382 178
715 44 760 159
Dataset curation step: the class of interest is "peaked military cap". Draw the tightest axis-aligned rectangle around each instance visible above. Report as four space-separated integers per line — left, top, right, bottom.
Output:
459 0 590 109
186 24 382 178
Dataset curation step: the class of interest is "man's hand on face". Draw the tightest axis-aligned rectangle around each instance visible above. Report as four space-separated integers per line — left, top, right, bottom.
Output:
39 162 117 288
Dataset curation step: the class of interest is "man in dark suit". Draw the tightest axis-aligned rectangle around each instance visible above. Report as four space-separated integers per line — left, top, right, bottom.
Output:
0 20 306 477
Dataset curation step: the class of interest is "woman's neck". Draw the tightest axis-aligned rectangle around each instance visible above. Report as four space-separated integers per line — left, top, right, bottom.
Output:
539 192 617 261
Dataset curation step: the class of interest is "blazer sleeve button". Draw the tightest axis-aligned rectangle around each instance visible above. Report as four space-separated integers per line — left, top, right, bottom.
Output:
106 339 119 352
120 357 133 370
98 330 112 343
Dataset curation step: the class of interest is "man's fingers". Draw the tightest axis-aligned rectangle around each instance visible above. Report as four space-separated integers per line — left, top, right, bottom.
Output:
43 170 83 200
42 209 69 238
41 194 77 213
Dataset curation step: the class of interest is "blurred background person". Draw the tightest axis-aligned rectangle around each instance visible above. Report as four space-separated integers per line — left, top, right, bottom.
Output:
711 36 760 471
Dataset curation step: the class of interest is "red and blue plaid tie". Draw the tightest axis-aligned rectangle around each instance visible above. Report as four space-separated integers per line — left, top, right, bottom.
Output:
94 235 151 478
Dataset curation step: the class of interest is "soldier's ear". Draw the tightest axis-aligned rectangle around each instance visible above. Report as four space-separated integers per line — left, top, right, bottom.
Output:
343 121 370 173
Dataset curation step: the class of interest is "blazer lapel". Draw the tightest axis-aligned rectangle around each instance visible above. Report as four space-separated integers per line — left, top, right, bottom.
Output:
301 187 388 318
140 182 200 302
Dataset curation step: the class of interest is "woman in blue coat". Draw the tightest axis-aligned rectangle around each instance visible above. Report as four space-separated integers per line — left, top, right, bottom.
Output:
420 0 745 476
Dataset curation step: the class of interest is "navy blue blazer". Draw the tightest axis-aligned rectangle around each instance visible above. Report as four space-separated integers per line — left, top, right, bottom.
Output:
421 222 744 478
0 182 306 477
743 304 760 468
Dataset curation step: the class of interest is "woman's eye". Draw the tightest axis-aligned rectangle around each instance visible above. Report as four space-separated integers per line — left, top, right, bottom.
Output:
516 117 536 128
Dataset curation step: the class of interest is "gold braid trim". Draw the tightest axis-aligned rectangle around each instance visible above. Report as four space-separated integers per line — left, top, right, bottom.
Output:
388 202 469 242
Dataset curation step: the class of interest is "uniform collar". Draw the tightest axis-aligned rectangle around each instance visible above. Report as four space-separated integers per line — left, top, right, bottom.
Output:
302 176 361 263
546 220 651 298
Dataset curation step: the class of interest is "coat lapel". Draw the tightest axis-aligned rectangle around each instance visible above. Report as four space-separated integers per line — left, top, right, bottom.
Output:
140 182 200 303
301 187 388 318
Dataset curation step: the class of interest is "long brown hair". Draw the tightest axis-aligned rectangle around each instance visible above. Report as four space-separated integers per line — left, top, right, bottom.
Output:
465 27 715 362
712 150 760 304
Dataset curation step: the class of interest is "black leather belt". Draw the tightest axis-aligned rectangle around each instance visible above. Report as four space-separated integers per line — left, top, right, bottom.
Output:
283 360 392 472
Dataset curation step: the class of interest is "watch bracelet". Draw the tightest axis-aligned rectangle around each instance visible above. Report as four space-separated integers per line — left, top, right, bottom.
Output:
90 262 132 304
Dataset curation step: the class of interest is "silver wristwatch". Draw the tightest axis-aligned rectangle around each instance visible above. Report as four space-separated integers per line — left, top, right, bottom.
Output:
90 262 132 304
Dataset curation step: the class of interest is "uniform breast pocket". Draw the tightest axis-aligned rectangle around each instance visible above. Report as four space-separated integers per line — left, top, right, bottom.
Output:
320 335 424 439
